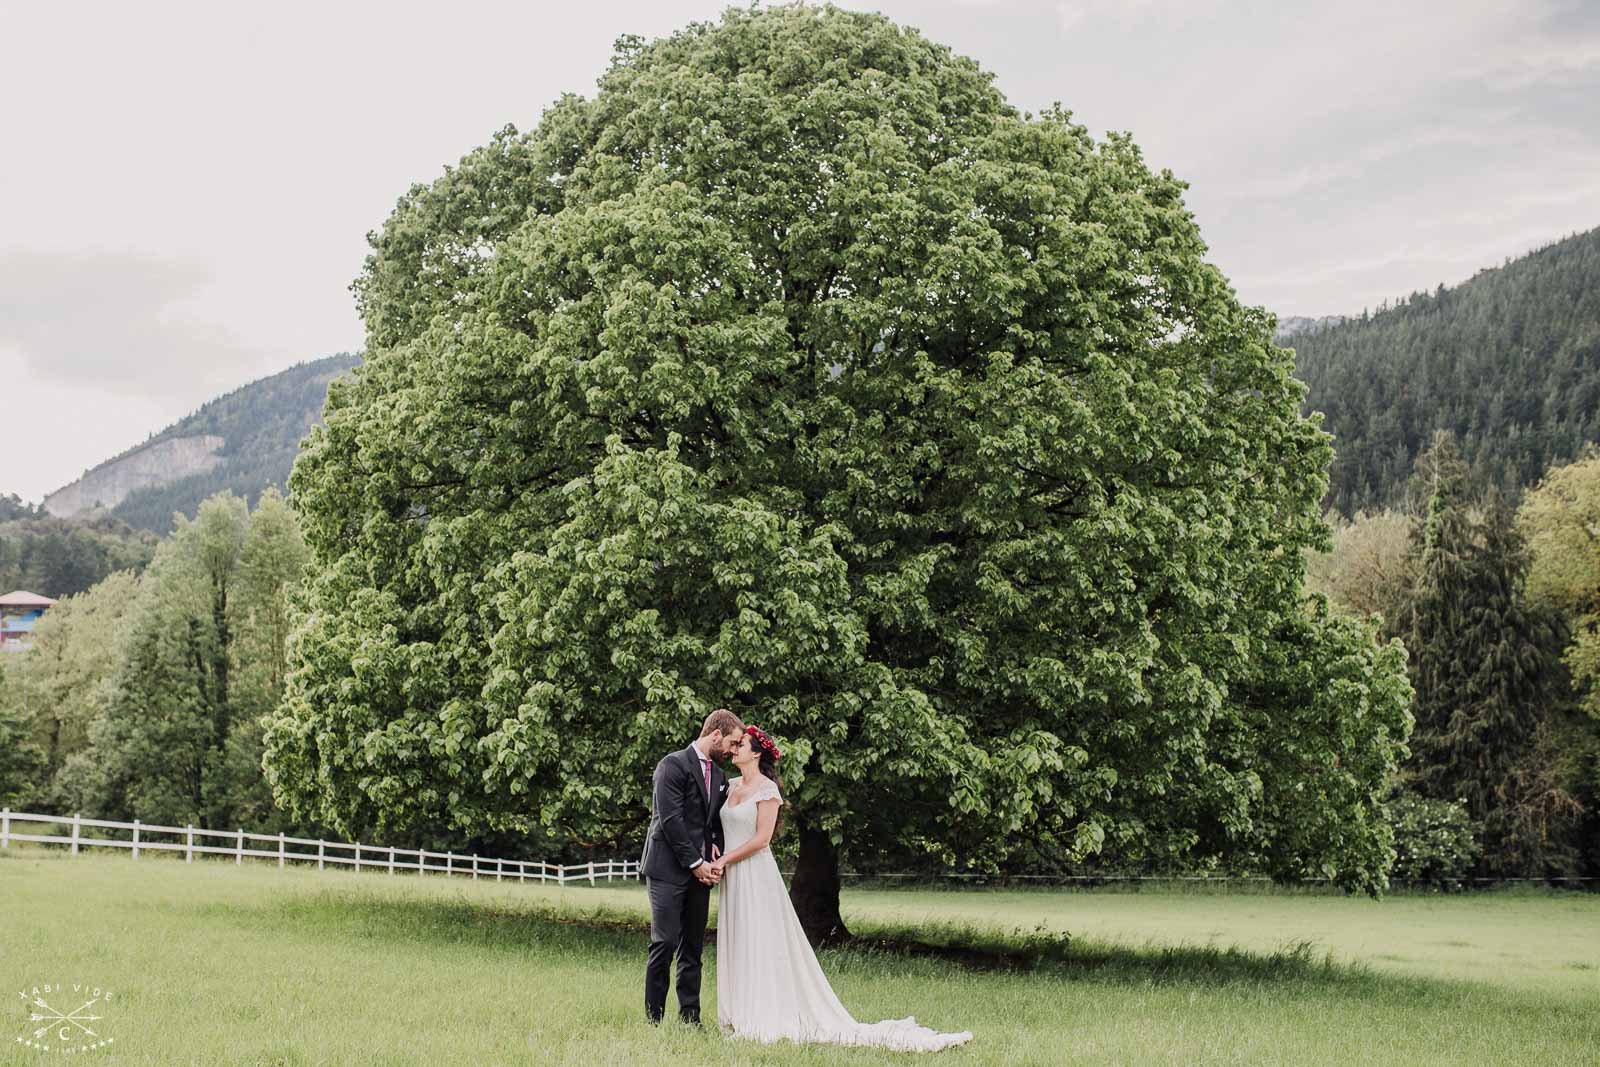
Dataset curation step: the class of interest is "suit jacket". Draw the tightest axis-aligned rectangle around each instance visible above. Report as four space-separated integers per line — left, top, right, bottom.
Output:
640 744 727 884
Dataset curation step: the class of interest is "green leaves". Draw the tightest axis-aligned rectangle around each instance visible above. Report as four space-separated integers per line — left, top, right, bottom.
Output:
266 4 1412 890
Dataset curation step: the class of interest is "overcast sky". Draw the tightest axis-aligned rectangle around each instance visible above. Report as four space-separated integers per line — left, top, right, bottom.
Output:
4 0 1597 503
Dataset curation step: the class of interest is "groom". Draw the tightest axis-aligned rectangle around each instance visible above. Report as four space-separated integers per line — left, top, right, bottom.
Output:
640 707 745 1026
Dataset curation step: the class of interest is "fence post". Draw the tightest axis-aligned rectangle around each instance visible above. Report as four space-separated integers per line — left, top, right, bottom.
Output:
186 825 193 863
318 840 325 871
389 846 395 875
355 842 362 874
1 808 7 849
278 832 286 870
588 861 595 887
71 812 81 856
496 858 503 883
447 851 454 877
472 854 479 881
236 828 244 865
132 820 140 860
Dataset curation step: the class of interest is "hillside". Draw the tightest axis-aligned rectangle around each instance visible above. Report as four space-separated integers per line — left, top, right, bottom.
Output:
1289 227 1600 515
1274 315 1346 341
43 353 361 533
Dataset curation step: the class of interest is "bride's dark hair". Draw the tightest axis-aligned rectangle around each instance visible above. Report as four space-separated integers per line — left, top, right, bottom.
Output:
745 725 785 833
757 749 783 797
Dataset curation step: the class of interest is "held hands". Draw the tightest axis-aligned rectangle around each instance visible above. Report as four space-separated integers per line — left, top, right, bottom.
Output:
695 846 724 885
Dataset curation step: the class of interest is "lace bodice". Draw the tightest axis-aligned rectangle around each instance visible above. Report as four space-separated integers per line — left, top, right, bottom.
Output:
719 776 783 851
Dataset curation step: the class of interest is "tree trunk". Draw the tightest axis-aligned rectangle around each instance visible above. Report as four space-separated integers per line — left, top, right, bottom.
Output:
789 819 849 946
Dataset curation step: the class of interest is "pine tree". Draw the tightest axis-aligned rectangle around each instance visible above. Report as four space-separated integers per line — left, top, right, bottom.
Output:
1406 432 1481 800
1455 492 1565 823
1405 433 1565 843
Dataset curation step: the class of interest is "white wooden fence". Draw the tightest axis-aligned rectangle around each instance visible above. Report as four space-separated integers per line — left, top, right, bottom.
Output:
0 808 637 885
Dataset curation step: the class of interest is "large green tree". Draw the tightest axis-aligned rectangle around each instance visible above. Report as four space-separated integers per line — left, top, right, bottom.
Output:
1518 450 1600 867
1522 451 1600 727
81 491 311 829
264 4 1411 940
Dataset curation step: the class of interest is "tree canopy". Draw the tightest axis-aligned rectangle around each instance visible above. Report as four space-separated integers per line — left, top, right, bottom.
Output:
263 4 1412 938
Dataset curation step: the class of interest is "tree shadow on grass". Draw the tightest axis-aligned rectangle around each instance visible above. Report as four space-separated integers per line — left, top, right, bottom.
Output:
848 919 1370 987
247 886 1458 1005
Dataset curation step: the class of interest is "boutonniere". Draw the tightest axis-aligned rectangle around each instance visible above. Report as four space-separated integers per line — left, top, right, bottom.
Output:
718 781 728 792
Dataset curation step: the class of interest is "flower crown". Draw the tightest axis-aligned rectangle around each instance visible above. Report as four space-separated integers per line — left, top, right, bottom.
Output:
745 725 782 761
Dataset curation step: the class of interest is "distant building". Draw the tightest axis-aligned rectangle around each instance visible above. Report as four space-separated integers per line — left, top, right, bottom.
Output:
0 590 55 652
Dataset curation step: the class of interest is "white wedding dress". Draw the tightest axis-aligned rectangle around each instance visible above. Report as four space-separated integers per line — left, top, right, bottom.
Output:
715 777 973 1051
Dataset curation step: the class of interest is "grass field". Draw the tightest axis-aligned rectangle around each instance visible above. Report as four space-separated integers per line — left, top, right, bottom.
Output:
2 846 1596 1065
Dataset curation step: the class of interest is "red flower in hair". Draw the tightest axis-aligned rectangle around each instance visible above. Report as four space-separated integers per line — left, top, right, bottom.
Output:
744 725 782 761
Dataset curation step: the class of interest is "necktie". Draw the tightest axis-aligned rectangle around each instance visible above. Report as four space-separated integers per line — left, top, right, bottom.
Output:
702 756 711 802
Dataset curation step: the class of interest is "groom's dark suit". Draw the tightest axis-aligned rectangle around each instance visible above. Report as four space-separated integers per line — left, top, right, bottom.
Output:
640 743 727 1024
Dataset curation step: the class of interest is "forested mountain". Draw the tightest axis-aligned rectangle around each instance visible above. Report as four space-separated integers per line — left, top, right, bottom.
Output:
43 354 360 534
1275 314 1346 340
1290 226 1600 516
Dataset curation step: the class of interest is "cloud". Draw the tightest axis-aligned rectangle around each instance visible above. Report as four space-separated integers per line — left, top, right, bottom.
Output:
1003 0 1600 316
1056 0 1224 31
0 248 271 400
0 0 1596 501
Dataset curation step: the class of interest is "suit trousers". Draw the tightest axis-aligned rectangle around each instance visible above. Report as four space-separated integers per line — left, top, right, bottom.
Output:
645 875 712 1023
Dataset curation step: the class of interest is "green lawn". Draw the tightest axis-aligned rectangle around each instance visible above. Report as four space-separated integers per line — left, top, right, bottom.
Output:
2 846 1596 1065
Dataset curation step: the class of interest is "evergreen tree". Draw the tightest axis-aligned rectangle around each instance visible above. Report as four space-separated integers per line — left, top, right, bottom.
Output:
1406 432 1480 802
1405 433 1567 864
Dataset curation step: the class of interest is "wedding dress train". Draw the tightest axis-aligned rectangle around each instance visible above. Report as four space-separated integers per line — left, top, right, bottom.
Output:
715 777 973 1051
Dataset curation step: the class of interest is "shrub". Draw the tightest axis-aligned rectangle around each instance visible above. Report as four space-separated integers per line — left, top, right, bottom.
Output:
1387 792 1479 888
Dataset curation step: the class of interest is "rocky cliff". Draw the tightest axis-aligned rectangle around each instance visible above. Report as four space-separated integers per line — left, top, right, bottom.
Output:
43 435 227 518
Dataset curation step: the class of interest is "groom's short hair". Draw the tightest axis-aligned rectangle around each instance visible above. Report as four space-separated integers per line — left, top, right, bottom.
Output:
700 708 744 738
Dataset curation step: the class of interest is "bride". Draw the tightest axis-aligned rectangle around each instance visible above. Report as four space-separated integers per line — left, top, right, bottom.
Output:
707 725 973 1052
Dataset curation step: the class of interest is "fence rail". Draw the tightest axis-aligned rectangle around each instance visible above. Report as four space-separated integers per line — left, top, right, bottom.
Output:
8 809 1592 891
0 809 637 885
